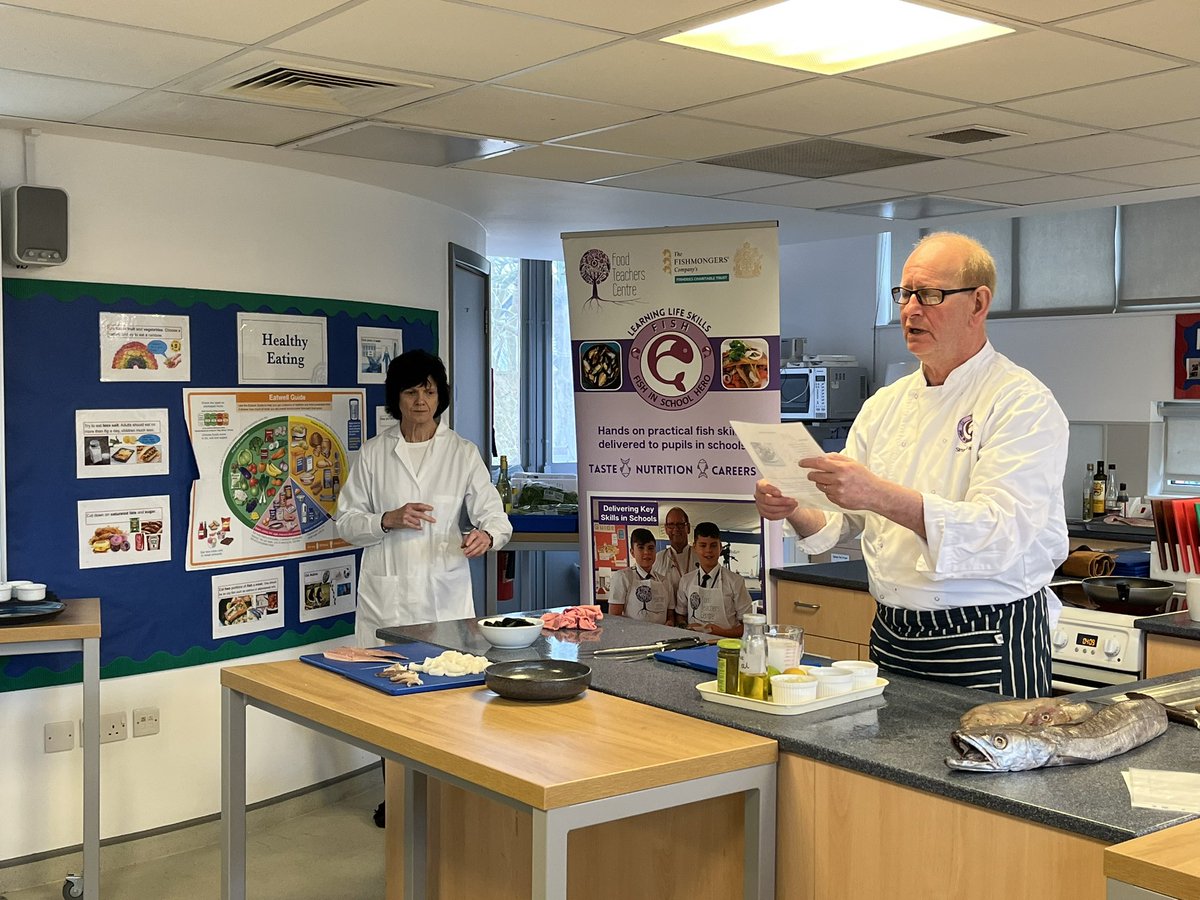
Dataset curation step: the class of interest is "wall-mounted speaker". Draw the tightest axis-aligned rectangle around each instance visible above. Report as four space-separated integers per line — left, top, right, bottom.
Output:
2 184 69 267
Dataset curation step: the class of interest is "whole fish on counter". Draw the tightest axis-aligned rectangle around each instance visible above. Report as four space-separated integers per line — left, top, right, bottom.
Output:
947 699 1168 772
959 696 1093 729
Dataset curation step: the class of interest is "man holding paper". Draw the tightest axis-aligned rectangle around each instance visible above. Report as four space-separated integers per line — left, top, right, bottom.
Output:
755 232 1068 699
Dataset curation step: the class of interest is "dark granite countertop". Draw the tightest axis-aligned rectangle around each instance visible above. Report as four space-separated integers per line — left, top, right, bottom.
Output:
379 613 1200 844
770 559 868 591
1066 519 1154 544
1136 611 1200 641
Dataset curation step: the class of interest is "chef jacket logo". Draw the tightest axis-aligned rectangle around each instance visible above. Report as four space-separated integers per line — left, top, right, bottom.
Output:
956 414 974 449
628 316 714 411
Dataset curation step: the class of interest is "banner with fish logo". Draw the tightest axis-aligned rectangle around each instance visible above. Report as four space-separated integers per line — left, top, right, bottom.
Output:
561 221 780 604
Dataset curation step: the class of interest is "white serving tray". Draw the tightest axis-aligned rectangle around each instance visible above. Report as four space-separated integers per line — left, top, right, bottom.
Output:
696 678 888 716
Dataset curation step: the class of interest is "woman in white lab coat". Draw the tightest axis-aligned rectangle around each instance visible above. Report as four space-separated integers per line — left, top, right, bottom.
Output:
337 350 512 646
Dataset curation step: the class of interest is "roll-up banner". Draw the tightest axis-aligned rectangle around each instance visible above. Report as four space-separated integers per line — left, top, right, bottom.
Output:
562 221 781 607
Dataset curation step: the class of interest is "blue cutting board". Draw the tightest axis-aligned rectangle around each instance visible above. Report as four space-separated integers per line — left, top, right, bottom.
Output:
653 644 830 674
300 642 486 696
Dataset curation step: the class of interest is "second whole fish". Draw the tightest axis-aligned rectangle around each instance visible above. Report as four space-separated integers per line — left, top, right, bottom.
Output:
959 696 1093 729
946 698 1168 772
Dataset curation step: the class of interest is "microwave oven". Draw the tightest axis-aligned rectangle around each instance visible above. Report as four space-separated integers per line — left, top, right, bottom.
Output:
780 366 868 420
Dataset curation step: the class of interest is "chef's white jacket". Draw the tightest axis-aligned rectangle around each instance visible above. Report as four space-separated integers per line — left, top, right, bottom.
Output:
796 342 1068 614
337 421 512 645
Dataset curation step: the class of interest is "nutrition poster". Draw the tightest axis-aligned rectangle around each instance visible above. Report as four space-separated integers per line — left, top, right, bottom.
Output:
298 554 357 623
75 408 170 479
184 388 366 571
237 312 328 385
562 221 780 604
77 494 171 569
99 311 191 381
210 566 283 639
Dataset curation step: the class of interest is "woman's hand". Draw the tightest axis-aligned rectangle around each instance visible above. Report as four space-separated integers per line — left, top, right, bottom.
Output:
460 528 492 558
383 502 436 531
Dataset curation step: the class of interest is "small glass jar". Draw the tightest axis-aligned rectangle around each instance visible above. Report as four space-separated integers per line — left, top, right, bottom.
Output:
716 639 741 694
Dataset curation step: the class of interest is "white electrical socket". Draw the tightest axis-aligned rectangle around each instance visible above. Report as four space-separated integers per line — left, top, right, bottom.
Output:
44 720 74 753
132 706 160 737
80 712 127 744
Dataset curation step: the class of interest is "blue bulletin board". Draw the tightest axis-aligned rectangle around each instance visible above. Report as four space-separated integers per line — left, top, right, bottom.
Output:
0 279 437 691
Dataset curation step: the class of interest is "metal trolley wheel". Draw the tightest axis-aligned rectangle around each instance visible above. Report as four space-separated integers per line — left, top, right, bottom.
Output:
62 874 83 899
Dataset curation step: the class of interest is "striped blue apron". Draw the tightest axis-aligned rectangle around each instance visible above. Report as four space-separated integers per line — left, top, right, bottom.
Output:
869 589 1052 699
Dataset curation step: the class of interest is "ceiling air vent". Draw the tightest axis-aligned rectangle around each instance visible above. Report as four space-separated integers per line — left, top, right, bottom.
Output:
703 138 939 179
207 63 436 116
920 126 1020 145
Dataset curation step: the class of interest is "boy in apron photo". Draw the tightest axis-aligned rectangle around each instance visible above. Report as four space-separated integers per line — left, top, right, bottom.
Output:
673 522 753 638
608 528 671 624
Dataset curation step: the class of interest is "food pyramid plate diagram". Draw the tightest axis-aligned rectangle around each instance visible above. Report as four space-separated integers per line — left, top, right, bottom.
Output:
222 416 349 538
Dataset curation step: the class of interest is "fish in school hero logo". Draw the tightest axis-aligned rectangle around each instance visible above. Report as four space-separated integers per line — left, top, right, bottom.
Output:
628 314 714 411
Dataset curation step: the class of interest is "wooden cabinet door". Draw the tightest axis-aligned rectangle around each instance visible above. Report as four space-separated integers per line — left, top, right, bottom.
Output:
1145 634 1200 679
775 580 876 646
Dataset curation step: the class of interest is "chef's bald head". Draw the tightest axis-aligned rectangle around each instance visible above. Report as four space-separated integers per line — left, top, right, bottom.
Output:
911 232 997 296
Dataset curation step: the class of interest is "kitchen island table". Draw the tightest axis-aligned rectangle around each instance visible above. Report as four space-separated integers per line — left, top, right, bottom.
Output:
383 614 1200 899
219 657 776 900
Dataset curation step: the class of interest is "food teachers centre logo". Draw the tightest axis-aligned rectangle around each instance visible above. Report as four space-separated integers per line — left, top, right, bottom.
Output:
628 311 715 411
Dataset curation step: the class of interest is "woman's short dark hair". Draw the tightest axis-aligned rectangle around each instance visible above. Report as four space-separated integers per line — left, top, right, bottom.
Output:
385 350 450 422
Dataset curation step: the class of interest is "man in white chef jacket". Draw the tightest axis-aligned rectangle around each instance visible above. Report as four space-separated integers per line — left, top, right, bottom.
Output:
756 232 1068 699
652 506 696 597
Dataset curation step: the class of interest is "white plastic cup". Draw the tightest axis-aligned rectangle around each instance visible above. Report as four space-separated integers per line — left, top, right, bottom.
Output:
833 660 879 690
1187 578 1200 623
771 674 817 704
811 666 855 698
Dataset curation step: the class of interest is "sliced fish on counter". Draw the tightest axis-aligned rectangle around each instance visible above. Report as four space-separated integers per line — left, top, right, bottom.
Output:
322 646 408 663
959 696 1093 729
947 698 1169 773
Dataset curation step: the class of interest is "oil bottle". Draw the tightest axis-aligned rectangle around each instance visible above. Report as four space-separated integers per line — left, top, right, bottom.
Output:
738 613 768 700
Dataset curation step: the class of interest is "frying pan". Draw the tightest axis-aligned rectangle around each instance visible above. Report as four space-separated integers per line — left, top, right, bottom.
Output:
1080 576 1176 607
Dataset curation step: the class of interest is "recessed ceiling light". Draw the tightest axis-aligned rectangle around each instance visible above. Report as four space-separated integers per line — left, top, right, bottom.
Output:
662 0 1013 75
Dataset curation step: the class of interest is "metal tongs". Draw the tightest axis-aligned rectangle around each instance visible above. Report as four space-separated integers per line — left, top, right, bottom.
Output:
587 636 706 659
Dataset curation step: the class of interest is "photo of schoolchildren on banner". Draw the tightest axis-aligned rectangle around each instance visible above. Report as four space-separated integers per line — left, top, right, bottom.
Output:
562 221 780 608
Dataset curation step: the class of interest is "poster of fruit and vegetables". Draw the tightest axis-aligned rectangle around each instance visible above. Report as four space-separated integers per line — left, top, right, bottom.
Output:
76 494 171 570
99 311 190 381
75 408 169 479
183 387 365 571
561 221 780 604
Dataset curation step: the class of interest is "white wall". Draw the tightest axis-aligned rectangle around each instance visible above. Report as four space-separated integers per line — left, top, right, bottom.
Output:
779 234 879 375
0 130 485 861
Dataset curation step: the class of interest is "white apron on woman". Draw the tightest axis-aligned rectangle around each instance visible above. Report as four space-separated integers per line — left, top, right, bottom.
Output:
336 422 512 646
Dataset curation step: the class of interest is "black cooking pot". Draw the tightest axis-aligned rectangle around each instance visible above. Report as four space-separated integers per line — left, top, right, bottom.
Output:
1080 576 1176 607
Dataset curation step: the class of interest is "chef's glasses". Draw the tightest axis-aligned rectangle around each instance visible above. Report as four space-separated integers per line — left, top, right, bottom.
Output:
891 285 979 306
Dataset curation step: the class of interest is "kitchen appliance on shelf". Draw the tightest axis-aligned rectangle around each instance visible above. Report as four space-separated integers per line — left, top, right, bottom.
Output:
780 361 868 421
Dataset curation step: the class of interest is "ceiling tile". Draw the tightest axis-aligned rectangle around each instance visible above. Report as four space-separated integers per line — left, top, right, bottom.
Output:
1063 0 1200 63
950 174 1144 204
499 41 810 111
0 6 240 87
593 162 802 196
951 0 1133 22
0 0 348 43
454 145 666 182
1081 156 1200 189
82 92 354 144
0 68 143 122
840 108 1098 157
854 29 1175 104
833 158 1038 192
460 0 740 34
1004 68 1200 130
719 180 908 209
272 0 616 82
555 115 798 160
377 86 650 143
834 195 1011 219
693 78 965 135
968 132 1195 173
1133 118 1200 148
